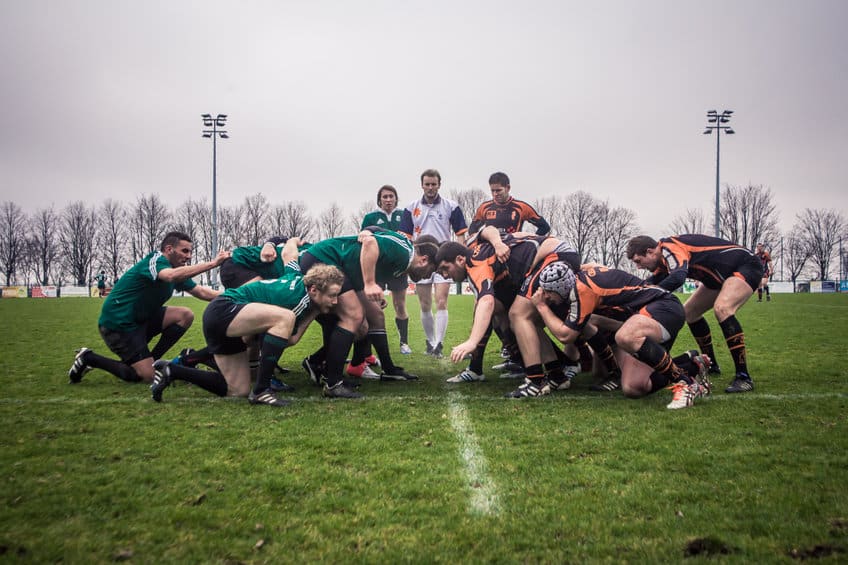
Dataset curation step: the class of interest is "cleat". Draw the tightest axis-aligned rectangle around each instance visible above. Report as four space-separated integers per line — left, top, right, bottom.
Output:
767 295 771 302
68 347 92 383
500 369 525 379
500 347 511 359
322 381 363 399
666 381 699 410
432 342 444 359
364 354 380 367
150 360 172 402
492 360 523 373
708 361 721 376
170 347 195 366
400 343 413 355
725 374 754 393
380 366 418 381
688 353 712 395
563 364 580 380
542 375 572 393
248 388 290 407
446 368 485 383
302 356 326 386
347 362 381 379
275 364 290 375
269 378 295 393
425 342 435 356
505 378 548 398
590 376 621 392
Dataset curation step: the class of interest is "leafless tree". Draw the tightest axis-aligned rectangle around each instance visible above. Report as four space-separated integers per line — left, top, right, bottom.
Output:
350 201 374 234
796 208 845 280
59 201 97 285
533 195 567 238
317 202 347 239
28 205 60 285
128 194 172 262
448 187 488 226
242 193 270 245
780 234 812 290
561 191 604 262
96 199 127 284
182 199 212 267
0 201 28 285
596 203 638 269
668 208 707 236
217 204 246 248
270 201 314 241
720 183 780 248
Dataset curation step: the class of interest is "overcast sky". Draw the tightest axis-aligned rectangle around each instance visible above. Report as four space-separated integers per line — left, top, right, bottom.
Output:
1 0 846 237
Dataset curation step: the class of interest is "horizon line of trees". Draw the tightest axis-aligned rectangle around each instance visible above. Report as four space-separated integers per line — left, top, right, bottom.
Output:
1 183 845 288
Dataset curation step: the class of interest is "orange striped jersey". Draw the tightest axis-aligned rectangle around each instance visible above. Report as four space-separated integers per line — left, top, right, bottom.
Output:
563 266 674 331
468 197 550 236
465 234 550 299
755 249 773 276
648 234 759 291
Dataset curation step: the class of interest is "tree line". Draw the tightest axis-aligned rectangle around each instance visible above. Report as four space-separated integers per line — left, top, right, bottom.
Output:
0 184 845 287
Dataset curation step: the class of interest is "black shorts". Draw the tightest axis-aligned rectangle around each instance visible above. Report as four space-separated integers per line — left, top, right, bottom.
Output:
219 258 261 289
637 295 685 349
383 274 409 293
99 307 166 364
203 297 249 355
698 254 763 291
301 251 356 294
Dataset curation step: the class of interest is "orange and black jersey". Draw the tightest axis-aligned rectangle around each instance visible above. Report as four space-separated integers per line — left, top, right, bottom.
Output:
468 197 550 236
648 234 763 291
562 266 676 331
519 243 582 298
465 234 550 299
756 249 773 276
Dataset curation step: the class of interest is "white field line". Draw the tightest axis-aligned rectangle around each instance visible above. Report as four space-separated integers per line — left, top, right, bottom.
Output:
446 391 500 516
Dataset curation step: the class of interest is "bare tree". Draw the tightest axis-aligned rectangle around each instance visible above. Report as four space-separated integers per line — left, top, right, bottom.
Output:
28 205 60 285
0 201 28 285
217 204 246 248
97 199 127 284
129 194 172 262
780 234 812 290
448 187 488 226
183 199 212 268
561 191 604 262
668 208 707 235
59 201 97 285
242 193 270 245
350 201 374 234
533 195 567 238
720 183 780 248
796 208 845 280
597 203 638 269
316 202 347 239
270 201 314 241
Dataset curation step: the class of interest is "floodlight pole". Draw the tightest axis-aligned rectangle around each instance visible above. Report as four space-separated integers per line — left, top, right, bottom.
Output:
703 110 734 238
201 114 228 287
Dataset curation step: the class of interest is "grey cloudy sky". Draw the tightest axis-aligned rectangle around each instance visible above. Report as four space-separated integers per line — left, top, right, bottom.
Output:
1 0 846 237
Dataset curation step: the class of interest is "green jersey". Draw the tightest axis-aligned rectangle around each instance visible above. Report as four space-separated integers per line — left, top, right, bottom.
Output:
94 273 107 288
99 252 197 331
231 244 286 279
303 229 413 290
361 208 403 232
221 264 312 326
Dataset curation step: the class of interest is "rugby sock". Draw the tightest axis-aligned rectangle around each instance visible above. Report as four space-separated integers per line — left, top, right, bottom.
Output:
150 324 188 359
648 372 672 393
420 310 435 347
587 331 619 376
468 323 493 375
325 326 355 386
765 285 770 298
350 338 369 366
395 317 409 345
719 315 749 377
525 364 546 386
82 351 141 382
635 339 690 384
182 347 215 368
169 365 228 396
688 317 718 366
757 288 763 300
576 338 594 372
368 330 395 371
254 334 289 394
435 309 449 347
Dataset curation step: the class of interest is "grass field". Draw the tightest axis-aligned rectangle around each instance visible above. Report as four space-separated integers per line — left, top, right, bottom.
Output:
1 293 847 563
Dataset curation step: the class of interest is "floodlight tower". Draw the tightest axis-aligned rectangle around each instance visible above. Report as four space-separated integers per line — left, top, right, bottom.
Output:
703 110 734 238
202 114 228 287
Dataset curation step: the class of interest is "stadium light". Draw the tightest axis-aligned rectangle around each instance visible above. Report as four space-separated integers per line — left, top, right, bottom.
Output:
201 113 228 288
703 109 734 238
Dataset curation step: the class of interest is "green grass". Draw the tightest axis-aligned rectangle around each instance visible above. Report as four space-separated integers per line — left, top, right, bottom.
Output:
1 293 848 563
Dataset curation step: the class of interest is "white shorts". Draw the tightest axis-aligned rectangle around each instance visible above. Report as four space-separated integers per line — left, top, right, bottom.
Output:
414 272 450 285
